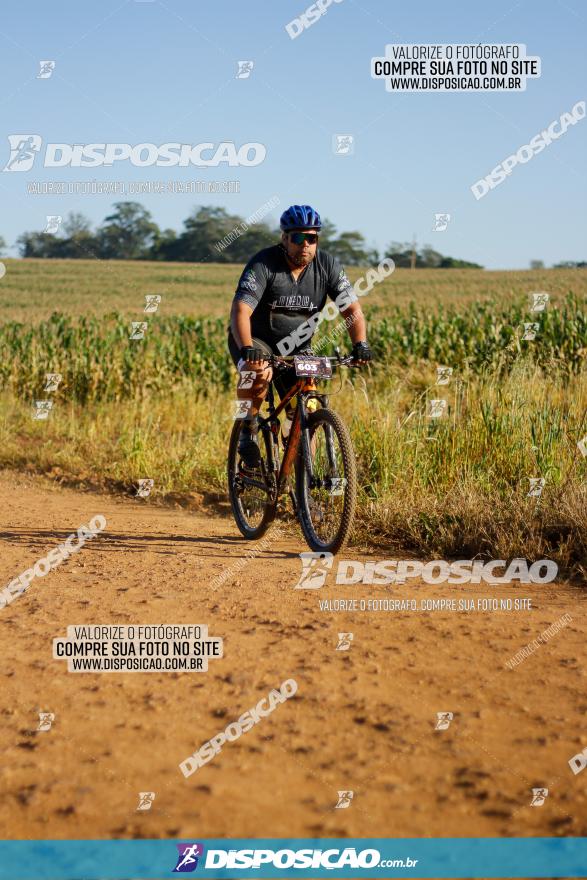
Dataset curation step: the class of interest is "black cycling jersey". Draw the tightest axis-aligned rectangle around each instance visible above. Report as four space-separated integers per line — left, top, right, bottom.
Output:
231 244 356 350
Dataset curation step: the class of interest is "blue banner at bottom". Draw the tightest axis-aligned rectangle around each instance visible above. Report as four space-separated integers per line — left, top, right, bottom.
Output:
0 838 585 879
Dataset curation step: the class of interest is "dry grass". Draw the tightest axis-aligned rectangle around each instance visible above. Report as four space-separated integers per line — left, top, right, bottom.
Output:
0 366 584 575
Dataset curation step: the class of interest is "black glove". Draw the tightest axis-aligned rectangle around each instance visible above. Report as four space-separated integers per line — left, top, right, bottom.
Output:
240 345 266 363
351 341 372 363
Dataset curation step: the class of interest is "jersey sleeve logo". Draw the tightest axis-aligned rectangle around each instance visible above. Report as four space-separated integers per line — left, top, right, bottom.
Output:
336 269 352 293
239 269 258 292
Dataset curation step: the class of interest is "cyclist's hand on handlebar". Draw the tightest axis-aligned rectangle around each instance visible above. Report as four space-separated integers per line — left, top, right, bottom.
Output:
240 345 268 367
351 341 372 365
238 346 272 383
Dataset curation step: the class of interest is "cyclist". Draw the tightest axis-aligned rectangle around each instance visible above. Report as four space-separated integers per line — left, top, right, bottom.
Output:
228 203 372 467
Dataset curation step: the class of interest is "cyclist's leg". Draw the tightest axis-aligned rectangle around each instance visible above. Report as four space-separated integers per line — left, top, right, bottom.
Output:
272 368 297 429
273 358 323 518
228 334 273 467
228 333 273 416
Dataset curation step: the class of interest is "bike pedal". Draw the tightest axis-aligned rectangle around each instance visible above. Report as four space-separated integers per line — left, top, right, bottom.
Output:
239 463 262 478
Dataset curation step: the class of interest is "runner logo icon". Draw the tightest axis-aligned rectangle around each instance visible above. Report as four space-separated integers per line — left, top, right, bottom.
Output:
335 790 354 809
173 843 204 872
530 788 548 806
136 791 156 811
336 632 353 651
294 552 334 589
37 712 55 731
435 712 453 730
3 134 42 171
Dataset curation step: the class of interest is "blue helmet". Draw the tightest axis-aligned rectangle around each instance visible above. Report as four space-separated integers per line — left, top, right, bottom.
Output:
280 204 322 232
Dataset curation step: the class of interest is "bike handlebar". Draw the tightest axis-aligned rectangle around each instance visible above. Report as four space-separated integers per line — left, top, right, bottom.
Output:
269 353 356 371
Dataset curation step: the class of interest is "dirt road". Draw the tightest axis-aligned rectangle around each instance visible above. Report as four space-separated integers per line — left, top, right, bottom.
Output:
0 469 585 842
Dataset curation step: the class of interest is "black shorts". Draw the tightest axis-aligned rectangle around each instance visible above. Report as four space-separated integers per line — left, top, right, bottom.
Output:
227 332 300 400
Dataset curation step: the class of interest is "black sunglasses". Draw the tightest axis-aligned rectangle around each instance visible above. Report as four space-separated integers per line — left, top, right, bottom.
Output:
289 232 319 245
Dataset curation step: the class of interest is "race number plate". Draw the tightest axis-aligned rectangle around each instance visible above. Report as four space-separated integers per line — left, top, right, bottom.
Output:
293 356 332 378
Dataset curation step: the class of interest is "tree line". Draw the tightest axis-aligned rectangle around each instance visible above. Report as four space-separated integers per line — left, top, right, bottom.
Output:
10 202 489 268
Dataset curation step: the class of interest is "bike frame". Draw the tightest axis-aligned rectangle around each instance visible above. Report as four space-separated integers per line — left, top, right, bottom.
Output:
234 353 354 510
258 376 328 499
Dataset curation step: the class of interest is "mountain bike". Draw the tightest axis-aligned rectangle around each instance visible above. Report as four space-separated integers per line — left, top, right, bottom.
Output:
227 352 358 554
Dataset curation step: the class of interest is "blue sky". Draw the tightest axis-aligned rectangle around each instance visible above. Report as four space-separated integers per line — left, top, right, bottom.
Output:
0 0 585 268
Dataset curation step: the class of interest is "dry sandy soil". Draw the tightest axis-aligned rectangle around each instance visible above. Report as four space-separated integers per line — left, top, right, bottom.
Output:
0 468 586 849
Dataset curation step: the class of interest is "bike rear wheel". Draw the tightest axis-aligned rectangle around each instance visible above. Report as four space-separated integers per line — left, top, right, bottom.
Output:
227 420 276 539
296 407 357 554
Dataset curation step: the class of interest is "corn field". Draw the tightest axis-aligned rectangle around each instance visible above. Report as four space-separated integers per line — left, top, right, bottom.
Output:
0 294 585 404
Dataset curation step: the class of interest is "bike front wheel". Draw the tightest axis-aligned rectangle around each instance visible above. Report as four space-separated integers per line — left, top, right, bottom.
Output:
227 420 276 540
296 408 357 554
